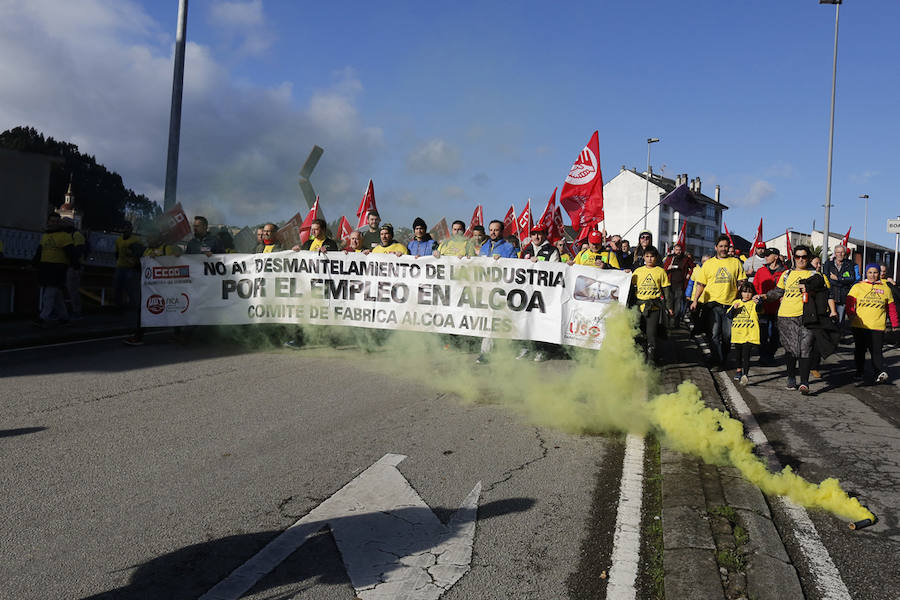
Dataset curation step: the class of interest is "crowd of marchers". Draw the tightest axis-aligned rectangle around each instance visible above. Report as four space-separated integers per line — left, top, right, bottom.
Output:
32 210 900 387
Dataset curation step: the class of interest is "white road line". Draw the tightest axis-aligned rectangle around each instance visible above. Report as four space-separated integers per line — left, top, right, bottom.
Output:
606 433 645 600
714 370 852 600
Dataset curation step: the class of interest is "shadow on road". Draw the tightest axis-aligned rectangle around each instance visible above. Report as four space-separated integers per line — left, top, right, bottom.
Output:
0 426 47 438
81 497 536 600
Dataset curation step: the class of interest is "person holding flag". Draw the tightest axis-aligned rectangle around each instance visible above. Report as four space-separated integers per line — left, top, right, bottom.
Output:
664 242 693 326
744 243 768 282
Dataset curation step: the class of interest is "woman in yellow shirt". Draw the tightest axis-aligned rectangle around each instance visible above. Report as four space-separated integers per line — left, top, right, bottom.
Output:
845 263 900 383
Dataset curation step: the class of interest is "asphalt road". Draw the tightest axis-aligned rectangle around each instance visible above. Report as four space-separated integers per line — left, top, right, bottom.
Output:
0 336 620 600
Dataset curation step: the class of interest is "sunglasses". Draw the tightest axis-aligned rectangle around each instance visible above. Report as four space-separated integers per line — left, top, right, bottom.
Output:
794 254 809 259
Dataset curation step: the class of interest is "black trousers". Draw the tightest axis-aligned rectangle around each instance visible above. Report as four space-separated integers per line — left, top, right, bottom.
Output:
734 342 755 374
852 328 884 374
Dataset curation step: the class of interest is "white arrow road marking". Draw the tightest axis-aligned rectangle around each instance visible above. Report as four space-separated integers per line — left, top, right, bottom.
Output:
200 453 481 600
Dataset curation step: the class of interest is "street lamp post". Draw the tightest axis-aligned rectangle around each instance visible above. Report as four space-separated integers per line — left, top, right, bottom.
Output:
820 0 842 263
643 137 660 230
859 194 868 264
163 0 189 211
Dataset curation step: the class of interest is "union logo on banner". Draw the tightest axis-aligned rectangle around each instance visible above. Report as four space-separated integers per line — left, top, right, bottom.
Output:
565 145 598 186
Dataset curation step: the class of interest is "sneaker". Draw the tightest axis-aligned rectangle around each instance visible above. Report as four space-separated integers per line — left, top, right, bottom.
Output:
876 371 889 384
740 375 749 386
283 339 303 350
515 348 530 360
810 369 822 380
475 354 488 365
123 336 144 346
785 377 798 391
733 372 742 381
799 384 810 395
533 351 547 362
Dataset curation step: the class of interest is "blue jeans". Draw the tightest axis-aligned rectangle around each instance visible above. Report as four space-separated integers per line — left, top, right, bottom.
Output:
707 303 732 365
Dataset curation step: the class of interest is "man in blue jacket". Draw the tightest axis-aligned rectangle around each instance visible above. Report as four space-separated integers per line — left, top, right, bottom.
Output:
822 244 856 325
407 217 436 257
479 220 518 259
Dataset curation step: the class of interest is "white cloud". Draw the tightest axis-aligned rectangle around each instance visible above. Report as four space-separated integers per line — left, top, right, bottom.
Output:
406 138 461 175
764 162 795 178
0 0 382 225
733 180 775 206
208 0 272 57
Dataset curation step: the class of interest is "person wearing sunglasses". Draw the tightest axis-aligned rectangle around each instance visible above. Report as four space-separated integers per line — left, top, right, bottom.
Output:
761 245 838 394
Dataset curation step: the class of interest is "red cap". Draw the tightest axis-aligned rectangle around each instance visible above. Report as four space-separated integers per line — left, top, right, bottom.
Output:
531 224 548 233
755 241 766 249
588 231 603 244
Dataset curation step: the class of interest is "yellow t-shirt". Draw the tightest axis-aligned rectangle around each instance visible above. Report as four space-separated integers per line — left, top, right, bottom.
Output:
40 231 73 264
372 242 408 255
575 248 620 269
438 236 470 257
729 299 761 345
115 235 143 268
308 237 325 252
693 256 746 305
143 245 178 257
631 266 670 301
847 281 895 331
776 269 830 318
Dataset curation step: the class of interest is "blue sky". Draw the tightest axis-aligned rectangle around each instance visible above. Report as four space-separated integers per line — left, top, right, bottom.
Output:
2 0 898 248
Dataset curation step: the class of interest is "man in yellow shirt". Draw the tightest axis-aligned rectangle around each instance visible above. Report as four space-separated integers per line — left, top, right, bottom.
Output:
690 235 747 368
123 228 181 346
371 223 408 256
33 213 74 326
295 219 339 252
63 218 86 318
570 230 620 269
434 220 471 258
114 222 144 310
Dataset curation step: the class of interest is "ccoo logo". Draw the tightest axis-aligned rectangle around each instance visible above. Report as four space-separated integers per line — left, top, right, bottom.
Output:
565 146 598 186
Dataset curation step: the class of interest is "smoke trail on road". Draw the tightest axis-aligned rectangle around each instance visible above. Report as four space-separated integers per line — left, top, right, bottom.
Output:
379 306 873 522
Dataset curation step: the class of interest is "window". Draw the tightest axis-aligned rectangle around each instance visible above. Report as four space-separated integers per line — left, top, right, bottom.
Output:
706 205 716 219
660 220 669 235
705 226 716 241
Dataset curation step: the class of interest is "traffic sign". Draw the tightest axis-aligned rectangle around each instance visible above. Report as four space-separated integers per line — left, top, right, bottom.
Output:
888 219 900 234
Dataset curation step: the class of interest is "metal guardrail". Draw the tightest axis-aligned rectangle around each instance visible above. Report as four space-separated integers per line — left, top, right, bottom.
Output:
0 227 119 267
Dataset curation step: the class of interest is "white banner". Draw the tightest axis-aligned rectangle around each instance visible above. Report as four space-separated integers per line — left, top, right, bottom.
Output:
140 251 630 349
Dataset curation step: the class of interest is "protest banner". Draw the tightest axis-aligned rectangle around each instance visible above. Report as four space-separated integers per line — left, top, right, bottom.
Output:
140 252 629 349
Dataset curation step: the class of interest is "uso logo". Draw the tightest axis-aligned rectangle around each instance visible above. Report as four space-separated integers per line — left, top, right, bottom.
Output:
146 294 165 315
149 265 190 280
568 321 602 338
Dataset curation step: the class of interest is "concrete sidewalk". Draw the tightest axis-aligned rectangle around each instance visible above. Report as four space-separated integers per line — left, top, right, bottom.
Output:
0 310 137 350
656 329 803 600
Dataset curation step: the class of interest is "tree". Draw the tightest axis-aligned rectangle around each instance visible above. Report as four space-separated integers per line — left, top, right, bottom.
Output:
0 126 160 230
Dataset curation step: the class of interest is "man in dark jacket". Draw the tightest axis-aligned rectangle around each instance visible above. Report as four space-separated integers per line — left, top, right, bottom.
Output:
186 216 225 255
822 245 856 326
295 219 339 252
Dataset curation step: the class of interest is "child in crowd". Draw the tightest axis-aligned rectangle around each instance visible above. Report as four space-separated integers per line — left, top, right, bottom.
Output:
727 282 762 385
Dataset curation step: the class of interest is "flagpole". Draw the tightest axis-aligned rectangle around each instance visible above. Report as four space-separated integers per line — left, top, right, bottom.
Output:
820 0 841 264
643 138 660 230
163 0 188 211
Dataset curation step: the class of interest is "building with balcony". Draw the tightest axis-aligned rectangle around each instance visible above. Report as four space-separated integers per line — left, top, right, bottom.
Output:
602 167 727 258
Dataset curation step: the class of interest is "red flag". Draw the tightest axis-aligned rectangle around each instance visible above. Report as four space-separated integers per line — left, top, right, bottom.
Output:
158 202 191 242
560 131 604 231
429 217 450 241
276 212 303 248
786 229 793 267
536 188 557 230
840 226 851 249
751 218 764 249
503 205 517 238
549 206 567 244
663 222 687 270
723 222 736 249
516 200 533 245
338 216 353 245
464 205 483 238
299 196 325 244
356 180 376 229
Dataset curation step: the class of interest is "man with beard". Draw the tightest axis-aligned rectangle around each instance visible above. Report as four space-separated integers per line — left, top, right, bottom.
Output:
664 242 693 326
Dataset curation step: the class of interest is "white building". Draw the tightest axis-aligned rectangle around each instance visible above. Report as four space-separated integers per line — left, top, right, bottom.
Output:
765 230 895 271
602 167 727 258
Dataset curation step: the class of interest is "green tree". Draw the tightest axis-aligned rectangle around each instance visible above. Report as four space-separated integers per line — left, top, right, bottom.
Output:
0 125 160 230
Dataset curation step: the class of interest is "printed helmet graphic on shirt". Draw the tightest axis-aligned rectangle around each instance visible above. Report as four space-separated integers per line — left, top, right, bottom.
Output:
638 273 659 294
714 267 731 284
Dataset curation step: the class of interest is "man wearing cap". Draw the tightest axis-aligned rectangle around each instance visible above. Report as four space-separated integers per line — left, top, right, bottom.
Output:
570 231 619 269
743 242 768 282
519 224 560 262
371 223 408 256
822 244 856 326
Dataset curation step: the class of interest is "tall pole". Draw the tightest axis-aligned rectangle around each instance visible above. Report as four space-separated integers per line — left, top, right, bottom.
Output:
163 0 189 211
643 138 659 230
860 194 868 265
821 1 840 263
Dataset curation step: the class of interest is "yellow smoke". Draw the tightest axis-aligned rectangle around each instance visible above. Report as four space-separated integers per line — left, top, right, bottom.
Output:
372 305 873 522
